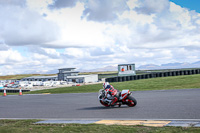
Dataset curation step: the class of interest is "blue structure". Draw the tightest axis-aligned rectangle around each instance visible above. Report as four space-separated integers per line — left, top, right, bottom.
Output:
0 85 3 89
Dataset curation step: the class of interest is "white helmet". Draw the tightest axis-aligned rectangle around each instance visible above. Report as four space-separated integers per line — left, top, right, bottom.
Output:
103 82 109 89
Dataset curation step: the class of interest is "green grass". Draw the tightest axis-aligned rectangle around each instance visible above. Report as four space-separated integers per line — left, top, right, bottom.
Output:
23 74 200 94
113 74 200 91
0 119 200 133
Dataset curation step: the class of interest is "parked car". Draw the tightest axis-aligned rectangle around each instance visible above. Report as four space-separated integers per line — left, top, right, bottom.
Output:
11 85 19 88
7 84 13 88
11 84 19 88
4 84 8 87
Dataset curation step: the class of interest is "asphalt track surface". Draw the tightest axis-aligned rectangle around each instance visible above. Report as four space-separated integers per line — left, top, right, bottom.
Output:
0 89 200 120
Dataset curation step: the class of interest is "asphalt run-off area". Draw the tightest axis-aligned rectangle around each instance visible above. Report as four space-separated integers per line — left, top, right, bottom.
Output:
1 89 200 127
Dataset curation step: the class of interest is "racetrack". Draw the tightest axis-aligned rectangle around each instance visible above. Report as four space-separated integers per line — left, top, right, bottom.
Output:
0 89 200 120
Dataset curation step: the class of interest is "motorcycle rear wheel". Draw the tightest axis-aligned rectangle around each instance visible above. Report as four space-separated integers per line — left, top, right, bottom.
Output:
127 96 137 107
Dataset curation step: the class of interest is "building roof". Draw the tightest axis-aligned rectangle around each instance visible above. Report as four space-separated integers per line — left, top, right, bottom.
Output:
58 68 76 70
118 63 135 66
23 76 57 79
67 74 97 79
58 71 79 74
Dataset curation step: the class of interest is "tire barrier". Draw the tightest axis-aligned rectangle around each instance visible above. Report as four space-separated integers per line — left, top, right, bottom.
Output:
105 69 200 83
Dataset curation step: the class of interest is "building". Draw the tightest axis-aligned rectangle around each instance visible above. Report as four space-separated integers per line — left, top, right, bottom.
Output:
22 76 57 81
58 68 98 83
58 68 79 81
118 63 136 76
67 74 98 83
22 68 98 83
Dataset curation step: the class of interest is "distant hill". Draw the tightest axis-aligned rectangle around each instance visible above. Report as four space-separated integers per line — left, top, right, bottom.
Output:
137 64 160 70
1 61 200 80
138 61 200 70
0 74 56 80
44 61 200 74
77 65 118 73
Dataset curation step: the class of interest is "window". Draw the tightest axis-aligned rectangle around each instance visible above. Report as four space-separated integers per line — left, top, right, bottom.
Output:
129 65 132 70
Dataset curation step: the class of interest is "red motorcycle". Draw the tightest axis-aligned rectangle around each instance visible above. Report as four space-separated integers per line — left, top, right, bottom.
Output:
98 89 137 107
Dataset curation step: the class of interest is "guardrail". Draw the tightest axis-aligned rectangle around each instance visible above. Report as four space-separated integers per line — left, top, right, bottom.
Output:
105 69 200 82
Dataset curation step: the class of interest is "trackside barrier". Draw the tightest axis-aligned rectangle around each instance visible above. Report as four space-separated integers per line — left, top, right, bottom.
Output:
105 69 200 83
0 89 30 93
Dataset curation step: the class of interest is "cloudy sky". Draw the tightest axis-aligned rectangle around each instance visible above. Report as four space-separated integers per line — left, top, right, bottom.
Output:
0 0 200 75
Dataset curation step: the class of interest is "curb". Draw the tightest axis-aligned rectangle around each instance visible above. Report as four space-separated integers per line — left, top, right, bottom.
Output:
36 120 200 127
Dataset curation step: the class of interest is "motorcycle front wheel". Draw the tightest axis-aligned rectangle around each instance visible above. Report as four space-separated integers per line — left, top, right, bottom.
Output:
100 100 110 107
126 96 137 107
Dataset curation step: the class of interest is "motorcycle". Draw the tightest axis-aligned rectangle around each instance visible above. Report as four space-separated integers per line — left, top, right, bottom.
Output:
98 89 137 107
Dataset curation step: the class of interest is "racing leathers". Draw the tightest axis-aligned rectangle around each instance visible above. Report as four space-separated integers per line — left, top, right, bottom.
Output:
105 85 119 106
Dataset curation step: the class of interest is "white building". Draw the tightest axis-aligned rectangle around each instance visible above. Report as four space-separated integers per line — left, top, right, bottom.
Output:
67 74 98 83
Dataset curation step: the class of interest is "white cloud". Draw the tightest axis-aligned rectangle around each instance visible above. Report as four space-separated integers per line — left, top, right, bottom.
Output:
134 0 170 15
45 58 64 65
27 46 60 59
120 9 155 25
64 48 90 58
42 2 116 48
82 0 129 22
48 0 79 9
169 2 195 30
127 0 138 9
0 49 24 65
32 53 48 60
90 47 114 56
0 1 59 46
43 48 60 57
0 44 9 51
1 0 200 75
0 0 26 7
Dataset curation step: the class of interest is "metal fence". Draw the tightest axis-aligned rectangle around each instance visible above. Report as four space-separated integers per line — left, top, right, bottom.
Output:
105 69 200 82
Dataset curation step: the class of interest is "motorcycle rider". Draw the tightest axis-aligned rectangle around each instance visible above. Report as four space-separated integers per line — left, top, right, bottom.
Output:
103 82 119 106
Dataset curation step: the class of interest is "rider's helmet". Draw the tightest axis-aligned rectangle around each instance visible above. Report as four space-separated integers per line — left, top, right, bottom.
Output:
103 82 109 89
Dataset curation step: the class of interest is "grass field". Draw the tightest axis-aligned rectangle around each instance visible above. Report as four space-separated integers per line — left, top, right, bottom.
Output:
0 120 200 133
24 74 200 94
